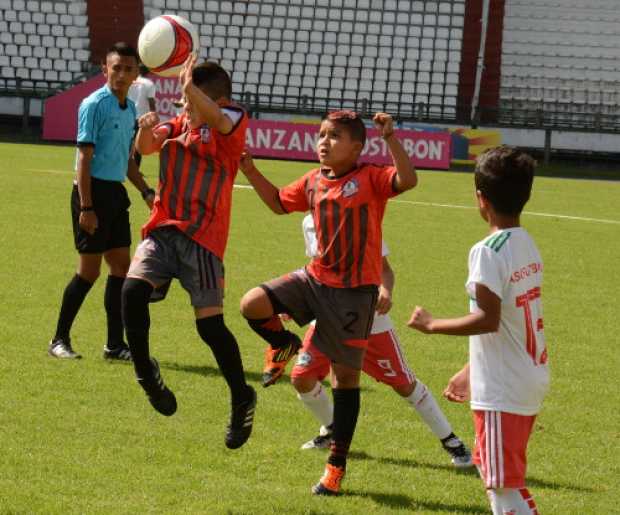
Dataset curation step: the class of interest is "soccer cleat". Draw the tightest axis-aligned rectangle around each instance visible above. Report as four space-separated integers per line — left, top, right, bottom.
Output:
48 337 82 359
225 386 257 449
261 334 302 387
103 342 132 361
301 424 333 450
311 463 345 496
137 358 177 416
442 436 473 468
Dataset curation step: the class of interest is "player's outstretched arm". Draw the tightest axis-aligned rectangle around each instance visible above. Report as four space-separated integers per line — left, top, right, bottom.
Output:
443 363 470 403
136 112 166 155
239 149 285 214
180 54 233 135
408 283 500 336
376 256 394 315
373 112 417 192
126 157 155 209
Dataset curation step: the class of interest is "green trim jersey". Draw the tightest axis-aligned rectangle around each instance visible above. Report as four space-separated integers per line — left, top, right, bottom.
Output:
466 227 549 415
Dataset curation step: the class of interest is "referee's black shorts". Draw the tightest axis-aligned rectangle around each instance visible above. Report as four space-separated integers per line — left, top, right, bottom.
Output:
71 177 131 254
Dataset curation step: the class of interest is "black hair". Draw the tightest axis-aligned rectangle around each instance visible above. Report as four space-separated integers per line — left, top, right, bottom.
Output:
104 42 140 63
475 146 536 216
192 61 232 100
323 110 367 146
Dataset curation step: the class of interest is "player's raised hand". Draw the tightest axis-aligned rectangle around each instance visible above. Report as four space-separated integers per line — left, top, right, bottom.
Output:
138 111 160 129
373 112 394 139
239 148 256 175
179 52 197 93
443 364 470 403
408 306 434 333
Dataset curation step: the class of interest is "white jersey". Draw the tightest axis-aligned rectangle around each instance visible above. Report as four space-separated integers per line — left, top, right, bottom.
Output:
467 227 549 415
128 76 156 118
302 214 392 335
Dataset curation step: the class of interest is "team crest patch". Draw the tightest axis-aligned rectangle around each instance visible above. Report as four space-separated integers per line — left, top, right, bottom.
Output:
342 178 359 198
296 351 313 367
200 126 211 143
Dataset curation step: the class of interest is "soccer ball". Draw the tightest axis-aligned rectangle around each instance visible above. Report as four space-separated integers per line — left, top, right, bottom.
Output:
137 15 199 77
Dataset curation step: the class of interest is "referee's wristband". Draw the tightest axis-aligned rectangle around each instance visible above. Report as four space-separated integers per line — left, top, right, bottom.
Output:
80 206 94 212
141 187 156 200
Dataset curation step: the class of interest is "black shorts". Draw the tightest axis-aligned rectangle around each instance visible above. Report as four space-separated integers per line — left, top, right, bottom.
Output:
71 178 131 254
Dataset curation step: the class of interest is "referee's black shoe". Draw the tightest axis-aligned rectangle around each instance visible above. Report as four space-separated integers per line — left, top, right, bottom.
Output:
48 337 82 359
137 358 177 416
225 386 257 449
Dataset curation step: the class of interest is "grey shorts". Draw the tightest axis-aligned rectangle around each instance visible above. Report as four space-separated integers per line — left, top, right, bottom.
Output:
128 226 225 308
261 268 378 369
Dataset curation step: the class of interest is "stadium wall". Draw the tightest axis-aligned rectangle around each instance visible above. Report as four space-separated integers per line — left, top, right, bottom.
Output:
1 0 620 156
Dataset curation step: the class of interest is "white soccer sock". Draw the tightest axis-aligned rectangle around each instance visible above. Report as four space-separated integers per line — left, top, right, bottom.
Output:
297 382 333 429
491 488 538 514
404 380 453 440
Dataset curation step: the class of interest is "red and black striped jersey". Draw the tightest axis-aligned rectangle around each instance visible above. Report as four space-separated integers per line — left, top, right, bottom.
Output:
142 106 247 259
279 164 399 288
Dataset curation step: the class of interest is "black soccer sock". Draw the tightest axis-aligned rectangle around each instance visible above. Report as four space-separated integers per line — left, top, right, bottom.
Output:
121 278 153 379
328 388 361 469
247 316 295 349
54 274 94 340
104 275 125 347
196 315 251 405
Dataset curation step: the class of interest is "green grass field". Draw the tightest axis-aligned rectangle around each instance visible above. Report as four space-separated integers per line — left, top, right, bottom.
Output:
0 142 618 514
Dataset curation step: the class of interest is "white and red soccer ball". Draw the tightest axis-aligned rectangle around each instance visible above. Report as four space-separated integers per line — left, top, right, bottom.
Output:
138 15 199 77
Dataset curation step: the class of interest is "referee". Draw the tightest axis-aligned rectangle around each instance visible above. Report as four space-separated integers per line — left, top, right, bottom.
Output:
48 42 155 360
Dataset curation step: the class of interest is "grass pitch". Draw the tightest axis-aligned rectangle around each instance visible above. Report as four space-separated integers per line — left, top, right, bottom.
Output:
0 142 618 514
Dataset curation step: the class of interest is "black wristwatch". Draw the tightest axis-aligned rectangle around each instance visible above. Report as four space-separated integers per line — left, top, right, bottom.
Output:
80 206 94 212
142 187 156 200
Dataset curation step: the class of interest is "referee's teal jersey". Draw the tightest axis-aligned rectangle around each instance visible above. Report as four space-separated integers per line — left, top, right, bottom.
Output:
75 85 137 182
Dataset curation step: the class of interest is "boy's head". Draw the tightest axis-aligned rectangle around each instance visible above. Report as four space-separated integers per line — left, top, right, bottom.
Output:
102 42 139 97
475 146 535 218
192 61 232 102
317 110 366 172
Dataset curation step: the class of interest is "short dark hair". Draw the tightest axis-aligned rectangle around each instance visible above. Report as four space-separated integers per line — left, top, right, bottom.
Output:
475 146 536 216
323 110 366 146
104 42 139 63
192 61 232 100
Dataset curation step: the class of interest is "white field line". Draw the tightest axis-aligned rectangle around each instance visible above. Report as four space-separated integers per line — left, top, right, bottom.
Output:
26 170 620 226
237 184 620 225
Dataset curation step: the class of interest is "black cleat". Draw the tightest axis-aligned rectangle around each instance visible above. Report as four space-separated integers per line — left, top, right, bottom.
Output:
137 358 177 416
225 386 257 449
48 337 81 359
442 435 473 468
103 342 132 361
301 424 333 450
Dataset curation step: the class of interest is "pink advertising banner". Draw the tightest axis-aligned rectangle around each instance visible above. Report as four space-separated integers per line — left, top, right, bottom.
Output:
246 119 452 169
42 77 451 169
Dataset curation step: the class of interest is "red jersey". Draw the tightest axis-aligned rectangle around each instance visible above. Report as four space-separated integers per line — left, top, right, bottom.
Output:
279 164 399 288
142 106 247 259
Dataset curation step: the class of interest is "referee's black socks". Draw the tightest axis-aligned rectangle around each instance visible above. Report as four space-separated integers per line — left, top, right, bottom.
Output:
104 275 125 347
54 274 93 341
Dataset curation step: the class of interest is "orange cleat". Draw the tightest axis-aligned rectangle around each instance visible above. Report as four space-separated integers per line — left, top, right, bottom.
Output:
261 334 301 387
311 463 346 496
